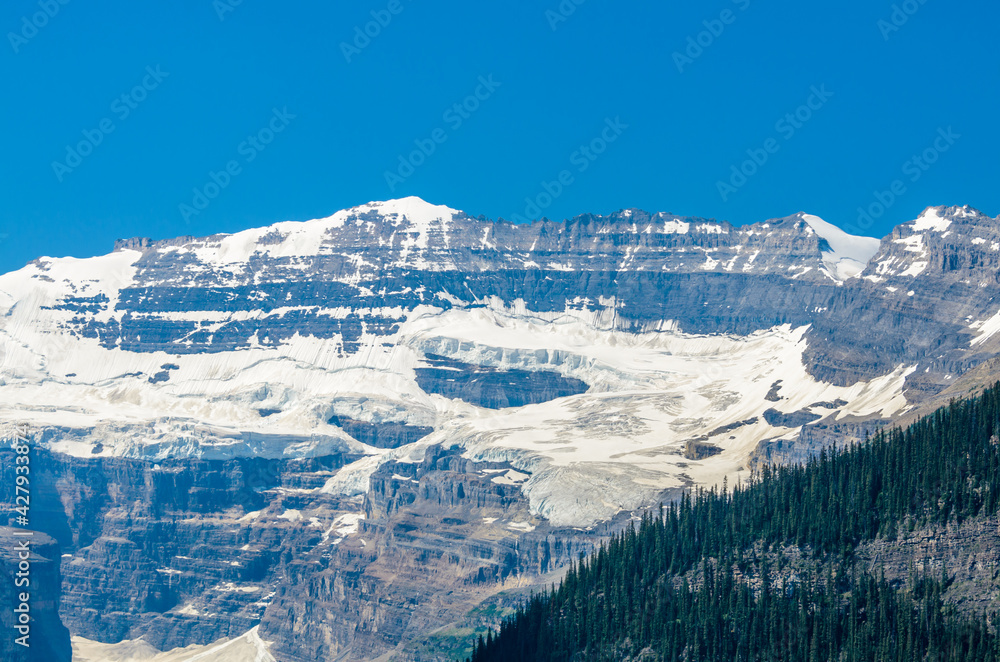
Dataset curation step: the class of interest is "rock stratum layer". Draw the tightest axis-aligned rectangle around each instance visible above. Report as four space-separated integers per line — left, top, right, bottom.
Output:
2 198 1000 659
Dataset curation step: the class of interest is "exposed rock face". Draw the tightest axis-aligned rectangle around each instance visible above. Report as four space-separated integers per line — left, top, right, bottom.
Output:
328 415 434 449
678 511 1000 623
1 445 610 661
854 515 1000 616
260 445 610 661
683 440 723 461
415 353 590 409
0 448 359 652
762 407 822 428
0 527 72 662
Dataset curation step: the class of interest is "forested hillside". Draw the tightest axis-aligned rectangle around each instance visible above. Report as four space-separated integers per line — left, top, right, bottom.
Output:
470 383 1000 661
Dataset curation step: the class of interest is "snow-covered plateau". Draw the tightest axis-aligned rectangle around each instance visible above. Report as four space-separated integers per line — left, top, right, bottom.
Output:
4 198 996 527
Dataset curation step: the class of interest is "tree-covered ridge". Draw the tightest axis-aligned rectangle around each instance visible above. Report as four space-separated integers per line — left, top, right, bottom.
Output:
470 383 1000 661
473 558 993 661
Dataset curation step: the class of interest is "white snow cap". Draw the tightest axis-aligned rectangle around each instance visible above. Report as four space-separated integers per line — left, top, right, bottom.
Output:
181 197 462 266
798 213 881 281
910 207 953 233
319 196 461 231
356 196 460 219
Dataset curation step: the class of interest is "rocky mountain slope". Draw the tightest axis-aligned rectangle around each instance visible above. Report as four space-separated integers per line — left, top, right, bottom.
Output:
0 526 72 662
1 198 998 659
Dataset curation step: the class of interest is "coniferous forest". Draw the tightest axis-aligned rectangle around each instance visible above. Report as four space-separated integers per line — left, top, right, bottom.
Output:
469 383 1000 661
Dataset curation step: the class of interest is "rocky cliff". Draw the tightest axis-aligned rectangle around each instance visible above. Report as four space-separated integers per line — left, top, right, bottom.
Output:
260 445 618 661
0 526 72 662
0 448 358 652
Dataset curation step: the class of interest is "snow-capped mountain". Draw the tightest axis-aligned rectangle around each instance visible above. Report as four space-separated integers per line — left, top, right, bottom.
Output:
2 198 999 660
2 199 998 523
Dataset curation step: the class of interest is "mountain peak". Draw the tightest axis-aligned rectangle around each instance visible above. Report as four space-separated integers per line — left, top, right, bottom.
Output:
331 197 462 225
910 205 987 233
790 212 881 281
857 205 1000 284
911 207 956 233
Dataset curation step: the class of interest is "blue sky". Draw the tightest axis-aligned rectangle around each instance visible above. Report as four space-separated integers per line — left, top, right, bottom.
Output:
1 0 997 272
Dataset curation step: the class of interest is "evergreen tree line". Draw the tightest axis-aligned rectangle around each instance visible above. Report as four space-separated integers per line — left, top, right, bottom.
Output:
469 383 1000 661
472 558 993 661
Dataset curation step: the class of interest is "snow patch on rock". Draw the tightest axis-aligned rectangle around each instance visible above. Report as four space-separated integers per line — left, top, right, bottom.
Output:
911 207 953 233
799 213 880 280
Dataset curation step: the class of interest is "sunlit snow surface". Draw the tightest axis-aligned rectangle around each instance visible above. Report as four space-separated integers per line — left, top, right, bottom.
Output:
799 213 881 280
0 281 912 527
910 207 954 233
72 626 275 662
0 198 916 527
360 306 912 526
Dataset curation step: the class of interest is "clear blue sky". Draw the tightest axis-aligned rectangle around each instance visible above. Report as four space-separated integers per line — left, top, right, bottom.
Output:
2 0 997 272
